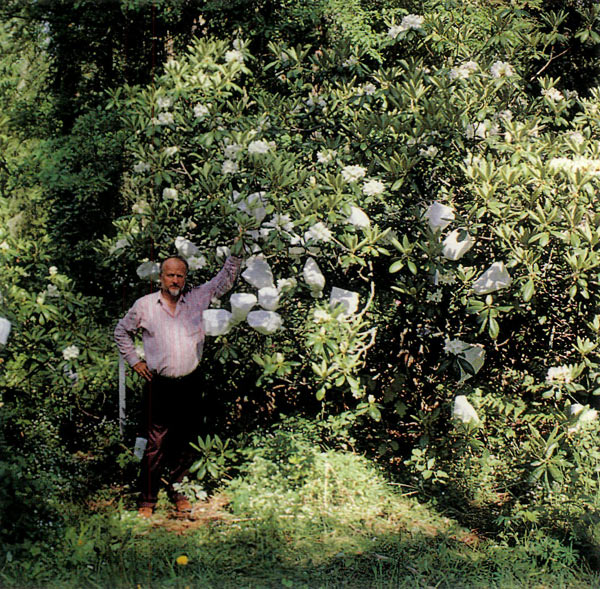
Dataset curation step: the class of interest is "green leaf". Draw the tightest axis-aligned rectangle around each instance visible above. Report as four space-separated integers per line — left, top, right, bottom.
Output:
389 260 404 273
522 279 535 302
488 317 499 339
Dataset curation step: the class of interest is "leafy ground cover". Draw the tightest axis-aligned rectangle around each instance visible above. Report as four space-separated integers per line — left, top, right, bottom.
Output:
2 440 597 589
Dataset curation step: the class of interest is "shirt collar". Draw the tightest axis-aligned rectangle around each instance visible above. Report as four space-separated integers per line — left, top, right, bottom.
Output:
156 290 187 305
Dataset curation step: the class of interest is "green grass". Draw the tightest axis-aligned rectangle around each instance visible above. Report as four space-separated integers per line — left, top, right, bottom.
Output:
2 449 598 588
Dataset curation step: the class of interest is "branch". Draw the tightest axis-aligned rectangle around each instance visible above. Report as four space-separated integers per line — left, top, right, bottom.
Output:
530 48 571 81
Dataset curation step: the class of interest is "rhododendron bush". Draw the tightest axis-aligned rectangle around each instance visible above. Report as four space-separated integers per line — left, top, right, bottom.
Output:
3 0 600 549
104 5 600 419
99 2 600 520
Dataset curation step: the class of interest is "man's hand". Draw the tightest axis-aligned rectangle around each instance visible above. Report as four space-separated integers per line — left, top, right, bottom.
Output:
133 361 153 381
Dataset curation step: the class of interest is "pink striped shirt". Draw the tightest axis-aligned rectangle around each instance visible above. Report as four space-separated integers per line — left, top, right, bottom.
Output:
114 256 241 378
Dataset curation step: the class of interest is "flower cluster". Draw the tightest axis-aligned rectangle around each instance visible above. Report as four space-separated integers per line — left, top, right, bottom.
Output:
449 61 478 80
388 14 424 38
546 365 573 384
490 61 515 78
362 179 385 196
304 222 332 243
62 345 80 361
341 165 367 183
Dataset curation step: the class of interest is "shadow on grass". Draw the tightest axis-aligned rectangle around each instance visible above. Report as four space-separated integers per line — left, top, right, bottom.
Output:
4 489 595 589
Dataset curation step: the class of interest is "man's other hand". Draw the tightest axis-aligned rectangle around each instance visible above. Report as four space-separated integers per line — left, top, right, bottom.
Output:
133 361 153 381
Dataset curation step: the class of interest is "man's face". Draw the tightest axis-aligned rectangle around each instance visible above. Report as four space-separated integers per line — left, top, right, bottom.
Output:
159 258 187 298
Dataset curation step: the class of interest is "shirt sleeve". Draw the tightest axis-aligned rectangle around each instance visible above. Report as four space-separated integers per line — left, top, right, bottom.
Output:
203 255 242 300
114 302 142 367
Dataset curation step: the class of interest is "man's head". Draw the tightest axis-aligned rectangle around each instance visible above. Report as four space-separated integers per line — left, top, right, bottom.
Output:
159 256 188 298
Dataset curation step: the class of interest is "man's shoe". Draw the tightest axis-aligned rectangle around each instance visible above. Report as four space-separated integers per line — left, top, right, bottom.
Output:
175 498 192 513
138 506 154 518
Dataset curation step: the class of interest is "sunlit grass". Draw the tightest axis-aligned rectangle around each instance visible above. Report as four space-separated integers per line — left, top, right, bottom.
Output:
2 446 597 588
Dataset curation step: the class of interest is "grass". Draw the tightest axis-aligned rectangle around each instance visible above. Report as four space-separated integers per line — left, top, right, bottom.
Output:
2 444 599 588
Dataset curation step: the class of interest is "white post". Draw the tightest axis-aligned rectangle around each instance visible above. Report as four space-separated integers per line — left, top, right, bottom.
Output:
118 353 126 437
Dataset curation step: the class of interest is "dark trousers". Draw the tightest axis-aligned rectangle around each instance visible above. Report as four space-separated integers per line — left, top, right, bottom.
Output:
138 368 214 508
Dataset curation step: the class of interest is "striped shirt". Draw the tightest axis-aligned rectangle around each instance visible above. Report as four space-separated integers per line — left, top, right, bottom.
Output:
114 256 241 378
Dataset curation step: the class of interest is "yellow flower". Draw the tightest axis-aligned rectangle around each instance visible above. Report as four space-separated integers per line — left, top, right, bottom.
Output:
176 555 189 566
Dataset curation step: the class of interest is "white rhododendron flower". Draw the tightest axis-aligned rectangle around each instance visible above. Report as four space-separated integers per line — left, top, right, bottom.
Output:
157 111 174 125
304 222 332 243
175 236 200 258
358 83 377 96
157 96 172 109
247 140 272 154
225 49 244 64
203 309 233 336
548 157 600 176
0 317 11 345
133 161 150 174
568 404 598 433
444 339 486 381
570 403 596 419
472 261 512 294
235 191 268 223
303 257 325 295
62 345 80 361
136 261 160 280
221 160 239 174
223 143 243 158
313 308 332 323
230 293 257 323
132 200 149 215
187 255 207 271
276 277 297 292
341 165 367 182
444 338 465 355
242 256 275 289
163 146 178 157
110 238 129 254
263 214 294 232
49 266 58 276
388 14 424 38
490 61 514 78
362 179 385 196
346 206 370 228
46 284 59 297
258 286 280 311
424 201 455 231
442 229 475 261
567 131 585 145
453 396 480 424
330 286 359 315
247 310 283 335
449 60 478 80
546 365 573 384
162 187 178 200
419 145 439 158
305 94 326 108
542 87 564 102
317 149 336 164
194 103 209 118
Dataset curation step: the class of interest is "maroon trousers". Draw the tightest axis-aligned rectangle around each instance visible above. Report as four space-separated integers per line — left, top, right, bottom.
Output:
138 369 212 508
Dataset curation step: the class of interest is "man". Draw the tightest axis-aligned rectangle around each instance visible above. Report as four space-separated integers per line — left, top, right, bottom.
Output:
114 252 242 518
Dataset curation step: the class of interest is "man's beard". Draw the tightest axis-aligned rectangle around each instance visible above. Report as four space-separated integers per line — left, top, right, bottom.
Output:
167 287 181 297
